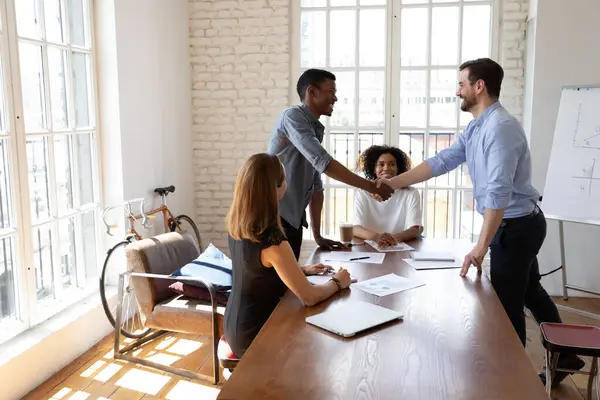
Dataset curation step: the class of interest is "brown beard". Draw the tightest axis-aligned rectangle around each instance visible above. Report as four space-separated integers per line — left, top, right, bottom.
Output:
460 96 475 112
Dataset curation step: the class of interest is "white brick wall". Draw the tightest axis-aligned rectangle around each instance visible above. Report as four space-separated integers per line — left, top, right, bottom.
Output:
189 0 529 250
499 0 530 120
189 0 290 250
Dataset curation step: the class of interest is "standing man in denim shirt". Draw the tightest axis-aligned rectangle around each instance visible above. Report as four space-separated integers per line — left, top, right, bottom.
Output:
378 58 584 386
268 69 394 260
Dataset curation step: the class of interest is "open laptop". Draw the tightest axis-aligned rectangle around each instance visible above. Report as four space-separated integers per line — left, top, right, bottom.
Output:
306 301 403 337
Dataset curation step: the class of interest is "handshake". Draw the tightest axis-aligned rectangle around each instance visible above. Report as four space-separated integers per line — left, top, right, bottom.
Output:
369 178 395 202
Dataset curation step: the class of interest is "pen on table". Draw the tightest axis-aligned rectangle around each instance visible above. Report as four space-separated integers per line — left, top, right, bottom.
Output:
349 256 369 261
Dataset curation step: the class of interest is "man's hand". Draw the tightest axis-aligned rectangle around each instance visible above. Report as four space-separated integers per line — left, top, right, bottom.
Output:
460 245 487 277
302 263 334 276
373 180 393 201
315 236 347 251
377 233 397 248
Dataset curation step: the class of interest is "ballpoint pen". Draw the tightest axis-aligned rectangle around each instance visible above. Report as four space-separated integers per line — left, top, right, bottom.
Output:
349 256 369 261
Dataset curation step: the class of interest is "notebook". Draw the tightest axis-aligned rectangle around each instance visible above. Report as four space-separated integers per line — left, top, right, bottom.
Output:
410 251 455 262
306 301 403 337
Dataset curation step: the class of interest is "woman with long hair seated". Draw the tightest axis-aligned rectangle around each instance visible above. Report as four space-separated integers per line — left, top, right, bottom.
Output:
224 153 352 358
353 145 424 248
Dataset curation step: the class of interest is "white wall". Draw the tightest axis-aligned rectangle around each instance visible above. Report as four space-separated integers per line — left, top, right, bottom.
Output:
524 0 600 296
0 1 195 398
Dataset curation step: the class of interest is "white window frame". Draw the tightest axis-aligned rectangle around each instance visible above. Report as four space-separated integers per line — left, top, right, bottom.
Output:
0 0 103 343
293 0 499 243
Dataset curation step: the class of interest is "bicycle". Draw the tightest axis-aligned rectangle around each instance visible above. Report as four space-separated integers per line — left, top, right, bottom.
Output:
99 185 202 338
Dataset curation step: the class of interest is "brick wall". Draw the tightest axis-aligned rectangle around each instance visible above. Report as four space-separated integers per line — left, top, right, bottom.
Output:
498 0 529 121
189 0 529 251
189 0 290 249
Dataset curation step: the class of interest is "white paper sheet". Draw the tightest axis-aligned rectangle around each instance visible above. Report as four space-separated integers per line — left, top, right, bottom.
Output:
352 273 424 297
322 251 385 264
403 258 462 270
307 274 358 285
365 240 415 253
410 251 455 261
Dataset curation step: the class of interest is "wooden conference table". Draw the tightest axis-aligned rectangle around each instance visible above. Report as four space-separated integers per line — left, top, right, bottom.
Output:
217 239 548 400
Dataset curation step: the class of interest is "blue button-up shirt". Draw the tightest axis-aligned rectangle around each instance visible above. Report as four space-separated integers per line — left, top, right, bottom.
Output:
268 103 333 229
425 102 539 218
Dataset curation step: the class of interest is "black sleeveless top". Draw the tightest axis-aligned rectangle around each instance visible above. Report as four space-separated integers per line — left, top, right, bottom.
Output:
223 226 288 358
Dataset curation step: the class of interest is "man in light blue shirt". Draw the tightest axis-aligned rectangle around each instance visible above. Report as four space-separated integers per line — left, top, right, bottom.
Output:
379 58 583 386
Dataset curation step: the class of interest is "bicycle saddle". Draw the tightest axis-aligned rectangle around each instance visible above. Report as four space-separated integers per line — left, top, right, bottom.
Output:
154 185 175 196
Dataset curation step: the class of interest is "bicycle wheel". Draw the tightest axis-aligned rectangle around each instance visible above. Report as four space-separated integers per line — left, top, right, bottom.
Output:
100 239 151 339
170 214 202 251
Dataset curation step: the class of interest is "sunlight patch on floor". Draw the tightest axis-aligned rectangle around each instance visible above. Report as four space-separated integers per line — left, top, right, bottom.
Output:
115 368 171 395
165 380 220 400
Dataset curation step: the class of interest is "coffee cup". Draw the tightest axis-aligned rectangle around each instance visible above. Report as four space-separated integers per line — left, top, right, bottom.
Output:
339 222 353 245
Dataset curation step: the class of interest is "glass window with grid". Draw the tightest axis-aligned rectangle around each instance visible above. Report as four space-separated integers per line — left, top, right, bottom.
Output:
298 0 495 243
0 0 100 342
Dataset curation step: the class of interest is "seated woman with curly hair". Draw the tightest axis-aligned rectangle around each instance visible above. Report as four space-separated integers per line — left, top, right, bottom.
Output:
354 145 423 248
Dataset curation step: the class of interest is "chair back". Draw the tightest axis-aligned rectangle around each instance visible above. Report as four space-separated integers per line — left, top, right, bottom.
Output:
125 232 200 316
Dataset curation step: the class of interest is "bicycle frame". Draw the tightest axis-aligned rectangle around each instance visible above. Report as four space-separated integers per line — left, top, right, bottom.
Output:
102 192 186 240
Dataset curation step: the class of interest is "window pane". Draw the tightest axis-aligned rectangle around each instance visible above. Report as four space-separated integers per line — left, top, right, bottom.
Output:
76 133 95 205
26 137 52 223
399 70 426 128
0 57 7 133
54 135 73 215
331 0 355 5
401 8 428 66
359 9 385 67
399 132 424 169
58 217 77 289
34 225 54 301
402 0 427 3
19 43 47 132
457 190 481 243
425 189 453 238
16 0 43 39
462 5 491 63
329 133 355 170
81 210 97 282
328 188 355 239
45 0 66 43
48 47 69 130
0 236 17 321
429 131 455 187
0 140 13 229
359 71 384 127
68 0 88 47
301 0 326 6
430 69 457 127
360 0 385 4
329 71 355 128
330 10 355 67
358 132 383 156
300 11 326 68
431 7 459 66
72 52 92 127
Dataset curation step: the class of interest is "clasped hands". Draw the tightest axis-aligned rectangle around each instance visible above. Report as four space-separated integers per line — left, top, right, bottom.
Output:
370 177 395 202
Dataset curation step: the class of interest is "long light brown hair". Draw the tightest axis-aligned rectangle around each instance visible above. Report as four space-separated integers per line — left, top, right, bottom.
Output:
226 153 285 242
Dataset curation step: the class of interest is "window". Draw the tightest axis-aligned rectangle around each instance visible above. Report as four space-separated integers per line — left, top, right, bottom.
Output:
297 0 496 243
0 0 100 343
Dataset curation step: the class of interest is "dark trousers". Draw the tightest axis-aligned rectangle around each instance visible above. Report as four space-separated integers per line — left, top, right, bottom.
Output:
489 208 563 346
281 218 303 261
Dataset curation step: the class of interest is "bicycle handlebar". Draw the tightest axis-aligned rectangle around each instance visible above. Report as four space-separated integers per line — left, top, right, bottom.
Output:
101 198 150 236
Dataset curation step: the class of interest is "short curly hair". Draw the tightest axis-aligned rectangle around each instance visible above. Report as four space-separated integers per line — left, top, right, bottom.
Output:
358 145 412 181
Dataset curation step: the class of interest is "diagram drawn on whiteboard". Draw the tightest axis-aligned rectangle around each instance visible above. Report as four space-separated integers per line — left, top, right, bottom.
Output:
573 102 600 149
572 158 599 196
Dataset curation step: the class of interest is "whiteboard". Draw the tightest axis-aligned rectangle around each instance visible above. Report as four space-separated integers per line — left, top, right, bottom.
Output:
543 85 600 225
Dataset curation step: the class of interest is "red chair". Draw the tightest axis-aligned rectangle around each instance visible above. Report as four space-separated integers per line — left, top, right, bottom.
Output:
540 322 600 398
218 336 240 380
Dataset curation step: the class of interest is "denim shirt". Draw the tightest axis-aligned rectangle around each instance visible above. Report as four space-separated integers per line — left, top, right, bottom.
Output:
268 103 333 229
